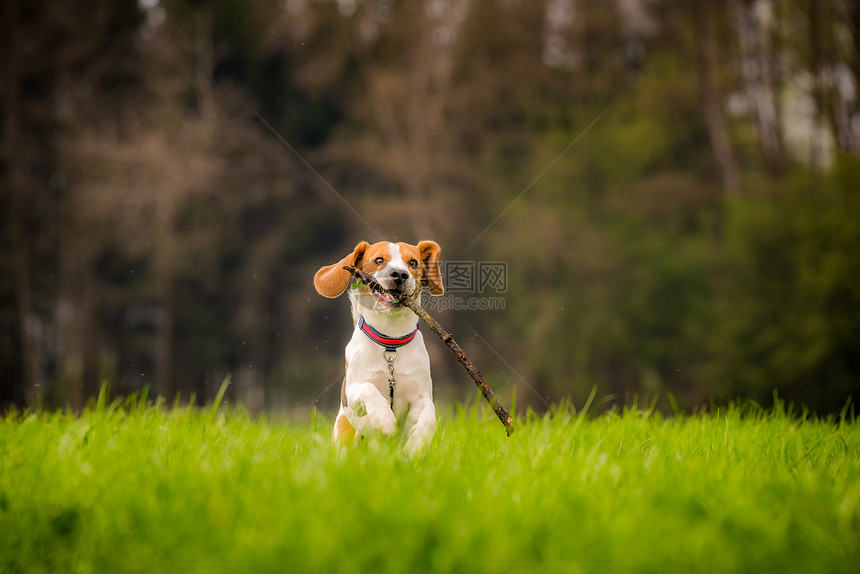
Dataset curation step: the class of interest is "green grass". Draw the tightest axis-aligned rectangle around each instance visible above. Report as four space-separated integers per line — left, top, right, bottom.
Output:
1 393 858 574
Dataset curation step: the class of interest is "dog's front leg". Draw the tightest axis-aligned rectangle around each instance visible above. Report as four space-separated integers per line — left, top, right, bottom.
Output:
404 396 436 456
345 382 397 436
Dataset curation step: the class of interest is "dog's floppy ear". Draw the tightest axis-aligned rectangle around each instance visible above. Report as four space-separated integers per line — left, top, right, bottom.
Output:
417 240 444 296
314 241 369 298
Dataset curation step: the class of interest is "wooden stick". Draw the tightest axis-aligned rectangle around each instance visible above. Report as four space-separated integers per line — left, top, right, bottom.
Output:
344 265 515 436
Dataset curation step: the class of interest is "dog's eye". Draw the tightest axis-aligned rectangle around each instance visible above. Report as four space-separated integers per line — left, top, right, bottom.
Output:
409 259 418 268
374 257 385 265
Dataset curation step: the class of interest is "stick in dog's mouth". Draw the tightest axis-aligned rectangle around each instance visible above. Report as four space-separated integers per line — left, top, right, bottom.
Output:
371 288 402 308
354 277 405 308
344 264 515 436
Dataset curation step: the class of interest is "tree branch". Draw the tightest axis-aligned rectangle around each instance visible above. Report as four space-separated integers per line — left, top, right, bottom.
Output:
344 265 515 436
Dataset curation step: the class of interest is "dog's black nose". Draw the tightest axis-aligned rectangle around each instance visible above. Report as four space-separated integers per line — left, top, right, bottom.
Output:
390 270 409 283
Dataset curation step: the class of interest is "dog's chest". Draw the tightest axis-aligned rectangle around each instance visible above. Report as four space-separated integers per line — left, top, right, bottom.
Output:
344 330 432 395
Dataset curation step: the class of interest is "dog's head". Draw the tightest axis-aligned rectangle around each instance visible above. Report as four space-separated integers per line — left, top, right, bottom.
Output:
314 241 444 308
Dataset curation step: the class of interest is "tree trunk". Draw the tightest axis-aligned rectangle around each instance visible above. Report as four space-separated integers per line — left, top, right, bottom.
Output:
3 0 40 408
56 201 101 410
154 185 176 399
850 0 860 154
828 0 858 154
808 0 829 168
735 0 784 174
57 227 85 411
695 2 741 195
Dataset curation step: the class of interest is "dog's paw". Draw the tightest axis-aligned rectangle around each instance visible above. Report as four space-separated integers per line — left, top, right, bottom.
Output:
345 382 398 436
367 407 397 436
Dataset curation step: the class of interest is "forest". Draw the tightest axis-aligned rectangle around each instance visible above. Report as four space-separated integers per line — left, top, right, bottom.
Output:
2 0 859 414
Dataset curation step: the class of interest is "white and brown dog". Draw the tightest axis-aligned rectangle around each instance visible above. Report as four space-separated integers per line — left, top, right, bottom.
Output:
314 240 444 455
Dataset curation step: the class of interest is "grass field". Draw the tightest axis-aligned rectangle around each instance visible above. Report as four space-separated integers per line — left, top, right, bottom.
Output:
1 391 858 574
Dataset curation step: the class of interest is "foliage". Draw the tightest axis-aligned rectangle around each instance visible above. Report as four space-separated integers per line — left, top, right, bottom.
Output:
2 0 860 413
715 158 860 410
0 393 858 573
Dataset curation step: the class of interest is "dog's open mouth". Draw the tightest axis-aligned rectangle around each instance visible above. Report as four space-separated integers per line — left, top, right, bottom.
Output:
372 288 404 308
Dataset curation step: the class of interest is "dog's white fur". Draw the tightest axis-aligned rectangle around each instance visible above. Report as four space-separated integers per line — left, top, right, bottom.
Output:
314 241 444 455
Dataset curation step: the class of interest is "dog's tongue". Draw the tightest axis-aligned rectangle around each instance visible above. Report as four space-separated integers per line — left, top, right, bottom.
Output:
374 288 402 306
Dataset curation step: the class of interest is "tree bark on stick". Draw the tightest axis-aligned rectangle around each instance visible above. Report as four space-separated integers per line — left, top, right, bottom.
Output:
344 265 515 436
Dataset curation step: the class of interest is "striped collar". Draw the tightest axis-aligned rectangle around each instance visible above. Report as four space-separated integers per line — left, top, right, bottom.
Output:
357 316 419 352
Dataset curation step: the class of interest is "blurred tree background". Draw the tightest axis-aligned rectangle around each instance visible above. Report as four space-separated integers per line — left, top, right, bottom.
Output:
2 0 858 414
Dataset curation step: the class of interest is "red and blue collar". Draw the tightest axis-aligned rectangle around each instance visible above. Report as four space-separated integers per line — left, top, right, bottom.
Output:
357 316 419 352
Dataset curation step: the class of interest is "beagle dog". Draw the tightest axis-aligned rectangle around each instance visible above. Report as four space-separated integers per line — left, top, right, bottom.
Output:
314 241 444 455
